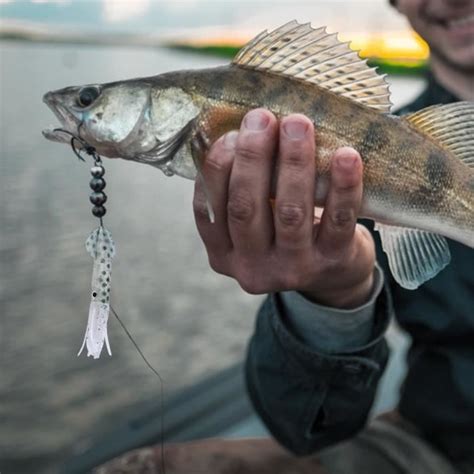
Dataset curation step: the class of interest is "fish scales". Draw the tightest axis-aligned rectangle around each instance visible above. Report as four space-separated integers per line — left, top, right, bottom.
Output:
159 66 472 241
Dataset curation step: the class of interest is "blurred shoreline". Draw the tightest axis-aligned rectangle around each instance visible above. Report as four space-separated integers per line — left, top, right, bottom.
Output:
0 21 172 47
0 20 428 76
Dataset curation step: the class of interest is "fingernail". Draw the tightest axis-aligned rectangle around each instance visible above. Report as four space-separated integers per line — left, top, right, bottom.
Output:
244 110 269 131
223 130 238 148
336 153 358 169
283 119 308 140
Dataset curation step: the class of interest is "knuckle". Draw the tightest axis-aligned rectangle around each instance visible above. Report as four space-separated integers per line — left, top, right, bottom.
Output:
205 153 229 174
277 202 307 229
335 180 359 193
235 144 265 164
329 208 355 230
227 191 255 223
282 150 308 171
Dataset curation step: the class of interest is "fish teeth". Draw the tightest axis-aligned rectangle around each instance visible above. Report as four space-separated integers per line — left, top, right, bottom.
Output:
448 12 474 27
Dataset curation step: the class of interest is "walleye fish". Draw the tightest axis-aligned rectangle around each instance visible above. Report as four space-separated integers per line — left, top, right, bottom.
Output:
43 21 474 289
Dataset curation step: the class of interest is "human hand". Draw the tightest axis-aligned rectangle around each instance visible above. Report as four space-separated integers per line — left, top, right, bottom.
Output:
193 109 375 309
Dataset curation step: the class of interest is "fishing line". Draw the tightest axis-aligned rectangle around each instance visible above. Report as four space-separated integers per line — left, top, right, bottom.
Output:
111 305 166 474
54 128 167 474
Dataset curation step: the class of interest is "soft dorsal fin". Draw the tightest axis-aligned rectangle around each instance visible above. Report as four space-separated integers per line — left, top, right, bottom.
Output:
233 20 392 112
404 102 474 168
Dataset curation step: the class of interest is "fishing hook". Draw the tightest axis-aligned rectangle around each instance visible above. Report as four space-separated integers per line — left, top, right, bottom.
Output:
53 127 104 226
52 127 102 165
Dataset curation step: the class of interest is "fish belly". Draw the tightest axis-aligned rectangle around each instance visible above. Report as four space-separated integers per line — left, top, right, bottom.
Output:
360 191 474 248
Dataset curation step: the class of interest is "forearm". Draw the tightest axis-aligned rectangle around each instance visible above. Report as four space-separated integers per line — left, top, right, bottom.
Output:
245 272 392 455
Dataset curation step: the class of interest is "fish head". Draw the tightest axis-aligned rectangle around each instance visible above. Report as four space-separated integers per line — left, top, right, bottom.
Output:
42 81 152 159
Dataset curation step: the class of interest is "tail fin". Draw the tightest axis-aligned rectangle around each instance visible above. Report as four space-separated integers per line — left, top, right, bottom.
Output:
403 101 474 169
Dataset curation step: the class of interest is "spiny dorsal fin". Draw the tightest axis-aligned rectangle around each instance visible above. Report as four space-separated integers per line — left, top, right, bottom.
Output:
233 21 392 112
404 102 474 168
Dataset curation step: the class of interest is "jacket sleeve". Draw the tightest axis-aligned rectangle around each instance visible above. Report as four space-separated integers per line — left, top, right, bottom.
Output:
245 278 392 455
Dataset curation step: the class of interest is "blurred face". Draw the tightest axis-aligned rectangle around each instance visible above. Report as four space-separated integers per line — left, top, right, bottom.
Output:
396 0 474 72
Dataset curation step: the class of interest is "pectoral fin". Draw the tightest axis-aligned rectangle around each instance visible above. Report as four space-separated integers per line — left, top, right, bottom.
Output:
191 128 215 223
375 223 451 289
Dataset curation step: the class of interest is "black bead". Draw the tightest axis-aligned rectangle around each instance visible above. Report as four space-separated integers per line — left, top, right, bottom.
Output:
92 206 106 218
90 192 107 206
91 165 105 178
90 177 106 192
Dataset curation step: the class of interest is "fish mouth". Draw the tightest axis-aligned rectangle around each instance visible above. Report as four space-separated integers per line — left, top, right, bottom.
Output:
42 91 81 143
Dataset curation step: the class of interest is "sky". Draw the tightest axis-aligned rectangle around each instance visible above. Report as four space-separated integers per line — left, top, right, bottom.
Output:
0 0 410 36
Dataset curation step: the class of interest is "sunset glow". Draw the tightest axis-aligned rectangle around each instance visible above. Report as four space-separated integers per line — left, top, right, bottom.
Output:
343 31 429 61
183 30 430 62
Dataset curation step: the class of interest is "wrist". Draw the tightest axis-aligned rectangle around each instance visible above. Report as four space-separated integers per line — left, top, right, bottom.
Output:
301 269 375 309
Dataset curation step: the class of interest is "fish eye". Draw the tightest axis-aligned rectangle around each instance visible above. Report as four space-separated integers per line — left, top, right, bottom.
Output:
77 86 101 108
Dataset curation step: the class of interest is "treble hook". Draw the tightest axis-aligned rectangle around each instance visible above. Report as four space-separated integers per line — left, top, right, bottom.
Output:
52 128 101 164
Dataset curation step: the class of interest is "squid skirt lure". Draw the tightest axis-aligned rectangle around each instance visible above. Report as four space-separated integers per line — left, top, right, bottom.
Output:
53 129 160 368
78 225 115 359
64 138 116 360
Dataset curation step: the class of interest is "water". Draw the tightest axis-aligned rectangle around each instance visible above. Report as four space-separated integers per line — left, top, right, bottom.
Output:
0 40 424 474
